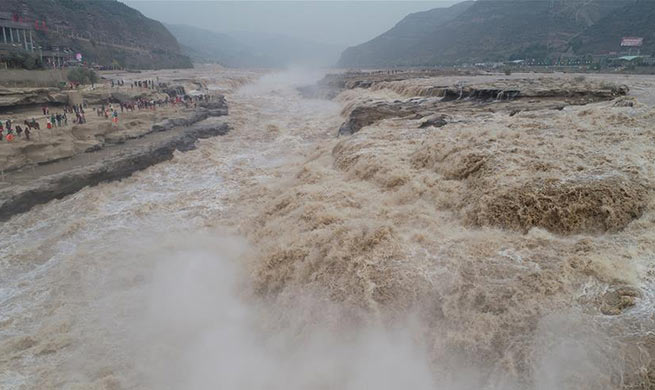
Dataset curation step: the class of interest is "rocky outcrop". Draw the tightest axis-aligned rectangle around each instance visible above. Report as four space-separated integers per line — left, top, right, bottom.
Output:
338 99 435 136
149 98 228 133
337 75 629 136
0 87 70 109
80 89 170 105
0 96 230 221
199 96 229 117
0 85 180 110
297 69 479 99
418 114 448 129
0 119 230 221
0 96 229 172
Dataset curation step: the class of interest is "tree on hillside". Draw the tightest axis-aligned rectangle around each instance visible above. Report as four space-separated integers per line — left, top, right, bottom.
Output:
67 68 99 87
111 59 122 70
2 51 43 70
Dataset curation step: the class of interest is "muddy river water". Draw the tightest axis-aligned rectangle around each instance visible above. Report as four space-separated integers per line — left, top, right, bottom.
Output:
2 69 655 389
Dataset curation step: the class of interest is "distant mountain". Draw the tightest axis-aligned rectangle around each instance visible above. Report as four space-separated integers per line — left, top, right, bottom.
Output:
167 24 342 68
338 0 640 67
338 1 474 67
165 24 257 67
3 0 192 69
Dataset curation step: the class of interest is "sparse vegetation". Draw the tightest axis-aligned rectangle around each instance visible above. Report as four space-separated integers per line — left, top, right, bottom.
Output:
110 59 122 70
2 51 44 70
67 67 99 86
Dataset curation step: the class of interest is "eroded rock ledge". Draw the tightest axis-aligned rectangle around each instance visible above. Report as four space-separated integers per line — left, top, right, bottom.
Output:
0 99 230 221
336 77 628 136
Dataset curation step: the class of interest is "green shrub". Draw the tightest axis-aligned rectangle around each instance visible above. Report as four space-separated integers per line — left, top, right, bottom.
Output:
67 67 99 86
2 51 43 70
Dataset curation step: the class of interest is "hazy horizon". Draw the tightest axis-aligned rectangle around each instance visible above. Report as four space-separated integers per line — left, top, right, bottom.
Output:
123 1 460 48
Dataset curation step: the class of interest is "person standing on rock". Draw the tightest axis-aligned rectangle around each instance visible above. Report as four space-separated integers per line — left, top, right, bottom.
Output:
24 126 30 140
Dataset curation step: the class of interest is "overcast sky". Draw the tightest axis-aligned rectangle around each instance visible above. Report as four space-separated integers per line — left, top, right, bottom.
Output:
123 1 459 47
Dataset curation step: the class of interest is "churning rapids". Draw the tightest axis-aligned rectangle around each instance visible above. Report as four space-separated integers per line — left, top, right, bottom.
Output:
1 69 655 390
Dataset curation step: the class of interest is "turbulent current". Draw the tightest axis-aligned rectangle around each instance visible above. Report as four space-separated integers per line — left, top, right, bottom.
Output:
1 69 655 389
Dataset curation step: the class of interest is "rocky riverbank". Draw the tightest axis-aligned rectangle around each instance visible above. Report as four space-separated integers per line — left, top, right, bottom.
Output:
301 73 630 136
0 98 230 221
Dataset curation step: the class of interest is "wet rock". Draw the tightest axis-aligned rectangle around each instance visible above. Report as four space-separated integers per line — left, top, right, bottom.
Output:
613 96 637 107
441 88 520 102
600 286 641 315
338 100 437 136
199 95 229 117
418 114 448 129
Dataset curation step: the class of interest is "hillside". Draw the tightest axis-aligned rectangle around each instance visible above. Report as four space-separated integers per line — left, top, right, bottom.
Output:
165 24 259 68
572 0 655 55
3 0 191 69
338 1 474 67
338 0 635 67
168 24 341 68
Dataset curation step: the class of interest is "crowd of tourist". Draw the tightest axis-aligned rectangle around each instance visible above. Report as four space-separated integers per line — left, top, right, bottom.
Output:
0 74 215 144
0 104 88 142
0 119 32 141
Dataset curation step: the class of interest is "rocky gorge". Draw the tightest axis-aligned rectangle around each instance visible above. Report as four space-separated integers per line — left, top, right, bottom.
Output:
2 68 655 389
